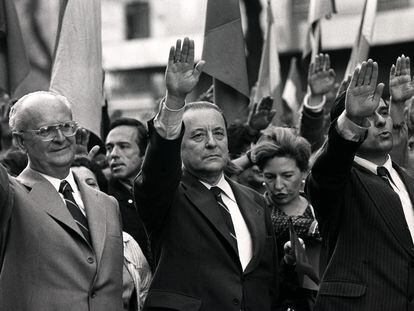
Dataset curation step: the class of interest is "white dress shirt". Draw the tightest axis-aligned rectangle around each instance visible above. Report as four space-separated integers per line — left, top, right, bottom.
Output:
39 169 86 216
200 175 253 271
337 113 414 242
154 99 253 270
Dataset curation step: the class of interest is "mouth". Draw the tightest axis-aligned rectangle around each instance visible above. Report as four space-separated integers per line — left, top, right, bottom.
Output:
51 145 69 152
378 131 391 139
204 154 221 160
110 163 124 171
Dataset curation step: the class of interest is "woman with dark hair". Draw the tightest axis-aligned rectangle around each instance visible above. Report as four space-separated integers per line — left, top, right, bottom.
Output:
251 126 322 311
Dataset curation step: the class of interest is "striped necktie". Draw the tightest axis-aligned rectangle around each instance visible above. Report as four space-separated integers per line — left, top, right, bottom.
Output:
59 180 91 244
210 186 238 251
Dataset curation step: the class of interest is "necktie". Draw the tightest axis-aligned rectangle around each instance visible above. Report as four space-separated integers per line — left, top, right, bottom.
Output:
377 166 395 190
210 186 238 251
59 180 91 243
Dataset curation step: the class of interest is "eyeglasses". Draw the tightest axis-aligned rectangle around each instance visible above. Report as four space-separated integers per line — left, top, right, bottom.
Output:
16 121 79 141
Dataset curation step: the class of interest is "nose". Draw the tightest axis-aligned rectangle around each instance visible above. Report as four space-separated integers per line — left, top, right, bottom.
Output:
373 111 386 127
205 131 217 148
52 128 65 142
108 145 120 159
274 176 284 190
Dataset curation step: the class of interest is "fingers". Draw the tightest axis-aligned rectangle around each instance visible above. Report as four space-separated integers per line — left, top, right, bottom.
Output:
88 145 100 161
395 56 401 76
406 56 411 77
357 61 368 85
76 128 89 146
187 39 195 64
180 37 190 63
168 46 175 67
324 54 331 71
338 74 351 95
349 66 360 88
373 83 385 104
174 39 182 63
390 64 396 80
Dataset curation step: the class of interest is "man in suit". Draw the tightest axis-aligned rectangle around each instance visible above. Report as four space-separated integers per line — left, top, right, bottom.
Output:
134 38 278 311
0 91 124 311
306 56 414 310
106 118 151 264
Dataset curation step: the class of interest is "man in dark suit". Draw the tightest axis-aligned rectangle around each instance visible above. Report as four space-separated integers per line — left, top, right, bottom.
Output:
0 91 123 310
106 118 151 264
134 38 278 311
306 56 414 310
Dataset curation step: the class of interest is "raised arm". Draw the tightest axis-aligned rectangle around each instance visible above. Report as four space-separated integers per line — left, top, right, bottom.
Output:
388 55 414 167
134 38 204 235
300 54 336 151
306 60 384 228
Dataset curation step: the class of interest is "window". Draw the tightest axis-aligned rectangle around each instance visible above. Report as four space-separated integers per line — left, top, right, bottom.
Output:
125 1 150 39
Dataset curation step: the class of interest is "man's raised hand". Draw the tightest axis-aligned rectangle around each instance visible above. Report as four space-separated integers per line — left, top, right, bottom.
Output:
165 38 205 103
345 59 384 126
389 55 414 103
308 53 336 96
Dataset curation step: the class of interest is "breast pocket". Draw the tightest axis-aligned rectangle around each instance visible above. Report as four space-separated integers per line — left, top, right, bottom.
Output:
144 290 202 311
318 281 366 297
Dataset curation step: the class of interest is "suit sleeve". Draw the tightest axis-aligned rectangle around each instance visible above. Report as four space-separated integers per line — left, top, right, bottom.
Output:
134 119 183 237
0 163 13 232
305 123 361 234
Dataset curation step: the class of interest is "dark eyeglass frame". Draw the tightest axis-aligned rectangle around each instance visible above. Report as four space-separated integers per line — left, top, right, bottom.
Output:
15 121 79 142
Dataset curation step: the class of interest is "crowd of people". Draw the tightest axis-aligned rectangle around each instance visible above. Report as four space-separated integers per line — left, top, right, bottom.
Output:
1 37 414 311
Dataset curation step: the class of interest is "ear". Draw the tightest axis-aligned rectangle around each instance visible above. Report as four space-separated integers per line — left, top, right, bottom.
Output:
13 133 26 152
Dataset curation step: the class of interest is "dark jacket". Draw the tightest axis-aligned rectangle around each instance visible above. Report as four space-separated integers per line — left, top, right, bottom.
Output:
134 121 279 311
306 125 414 311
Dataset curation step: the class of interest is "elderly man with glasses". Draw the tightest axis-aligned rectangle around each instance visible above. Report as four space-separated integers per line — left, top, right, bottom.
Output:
0 91 124 311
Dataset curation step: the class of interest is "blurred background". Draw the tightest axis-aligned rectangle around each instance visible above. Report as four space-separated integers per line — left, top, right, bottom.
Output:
11 0 414 122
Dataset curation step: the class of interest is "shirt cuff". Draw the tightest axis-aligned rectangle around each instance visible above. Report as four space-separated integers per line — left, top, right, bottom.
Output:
303 93 326 113
336 112 368 142
154 98 184 140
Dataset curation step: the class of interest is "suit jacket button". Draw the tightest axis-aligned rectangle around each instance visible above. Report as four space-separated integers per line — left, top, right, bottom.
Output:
91 292 96 299
232 298 240 305
87 257 94 264
128 199 133 204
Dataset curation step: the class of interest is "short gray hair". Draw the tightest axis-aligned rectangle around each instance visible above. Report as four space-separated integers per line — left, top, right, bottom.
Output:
9 91 71 132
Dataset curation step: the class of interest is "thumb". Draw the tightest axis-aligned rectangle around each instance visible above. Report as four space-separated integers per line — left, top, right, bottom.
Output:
88 145 100 161
193 60 206 80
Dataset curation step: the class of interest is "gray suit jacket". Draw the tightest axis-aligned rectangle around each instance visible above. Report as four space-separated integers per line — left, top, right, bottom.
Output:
0 164 124 311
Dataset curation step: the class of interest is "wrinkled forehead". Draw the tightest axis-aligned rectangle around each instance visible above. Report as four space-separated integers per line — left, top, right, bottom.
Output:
183 108 226 131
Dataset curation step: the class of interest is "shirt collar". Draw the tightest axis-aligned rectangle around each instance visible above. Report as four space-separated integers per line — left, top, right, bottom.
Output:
354 154 393 174
199 173 236 202
38 169 77 193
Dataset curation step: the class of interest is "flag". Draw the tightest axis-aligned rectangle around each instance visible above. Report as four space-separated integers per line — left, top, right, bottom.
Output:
0 0 30 97
302 0 336 62
345 0 377 77
50 0 103 138
282 57 304 126
289 218 320 285
253 0 281 122
202 0 250 123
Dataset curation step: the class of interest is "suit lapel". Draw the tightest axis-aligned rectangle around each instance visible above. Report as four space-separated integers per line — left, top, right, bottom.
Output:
75 174 107 264
228 178 266 274
17 167 86 244
354 163 414 255
181 171 239 257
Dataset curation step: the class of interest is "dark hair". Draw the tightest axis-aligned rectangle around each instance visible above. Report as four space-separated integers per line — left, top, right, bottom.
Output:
109 118 148 156
255 126 311 172
71 156 108 193
184 101 228 128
